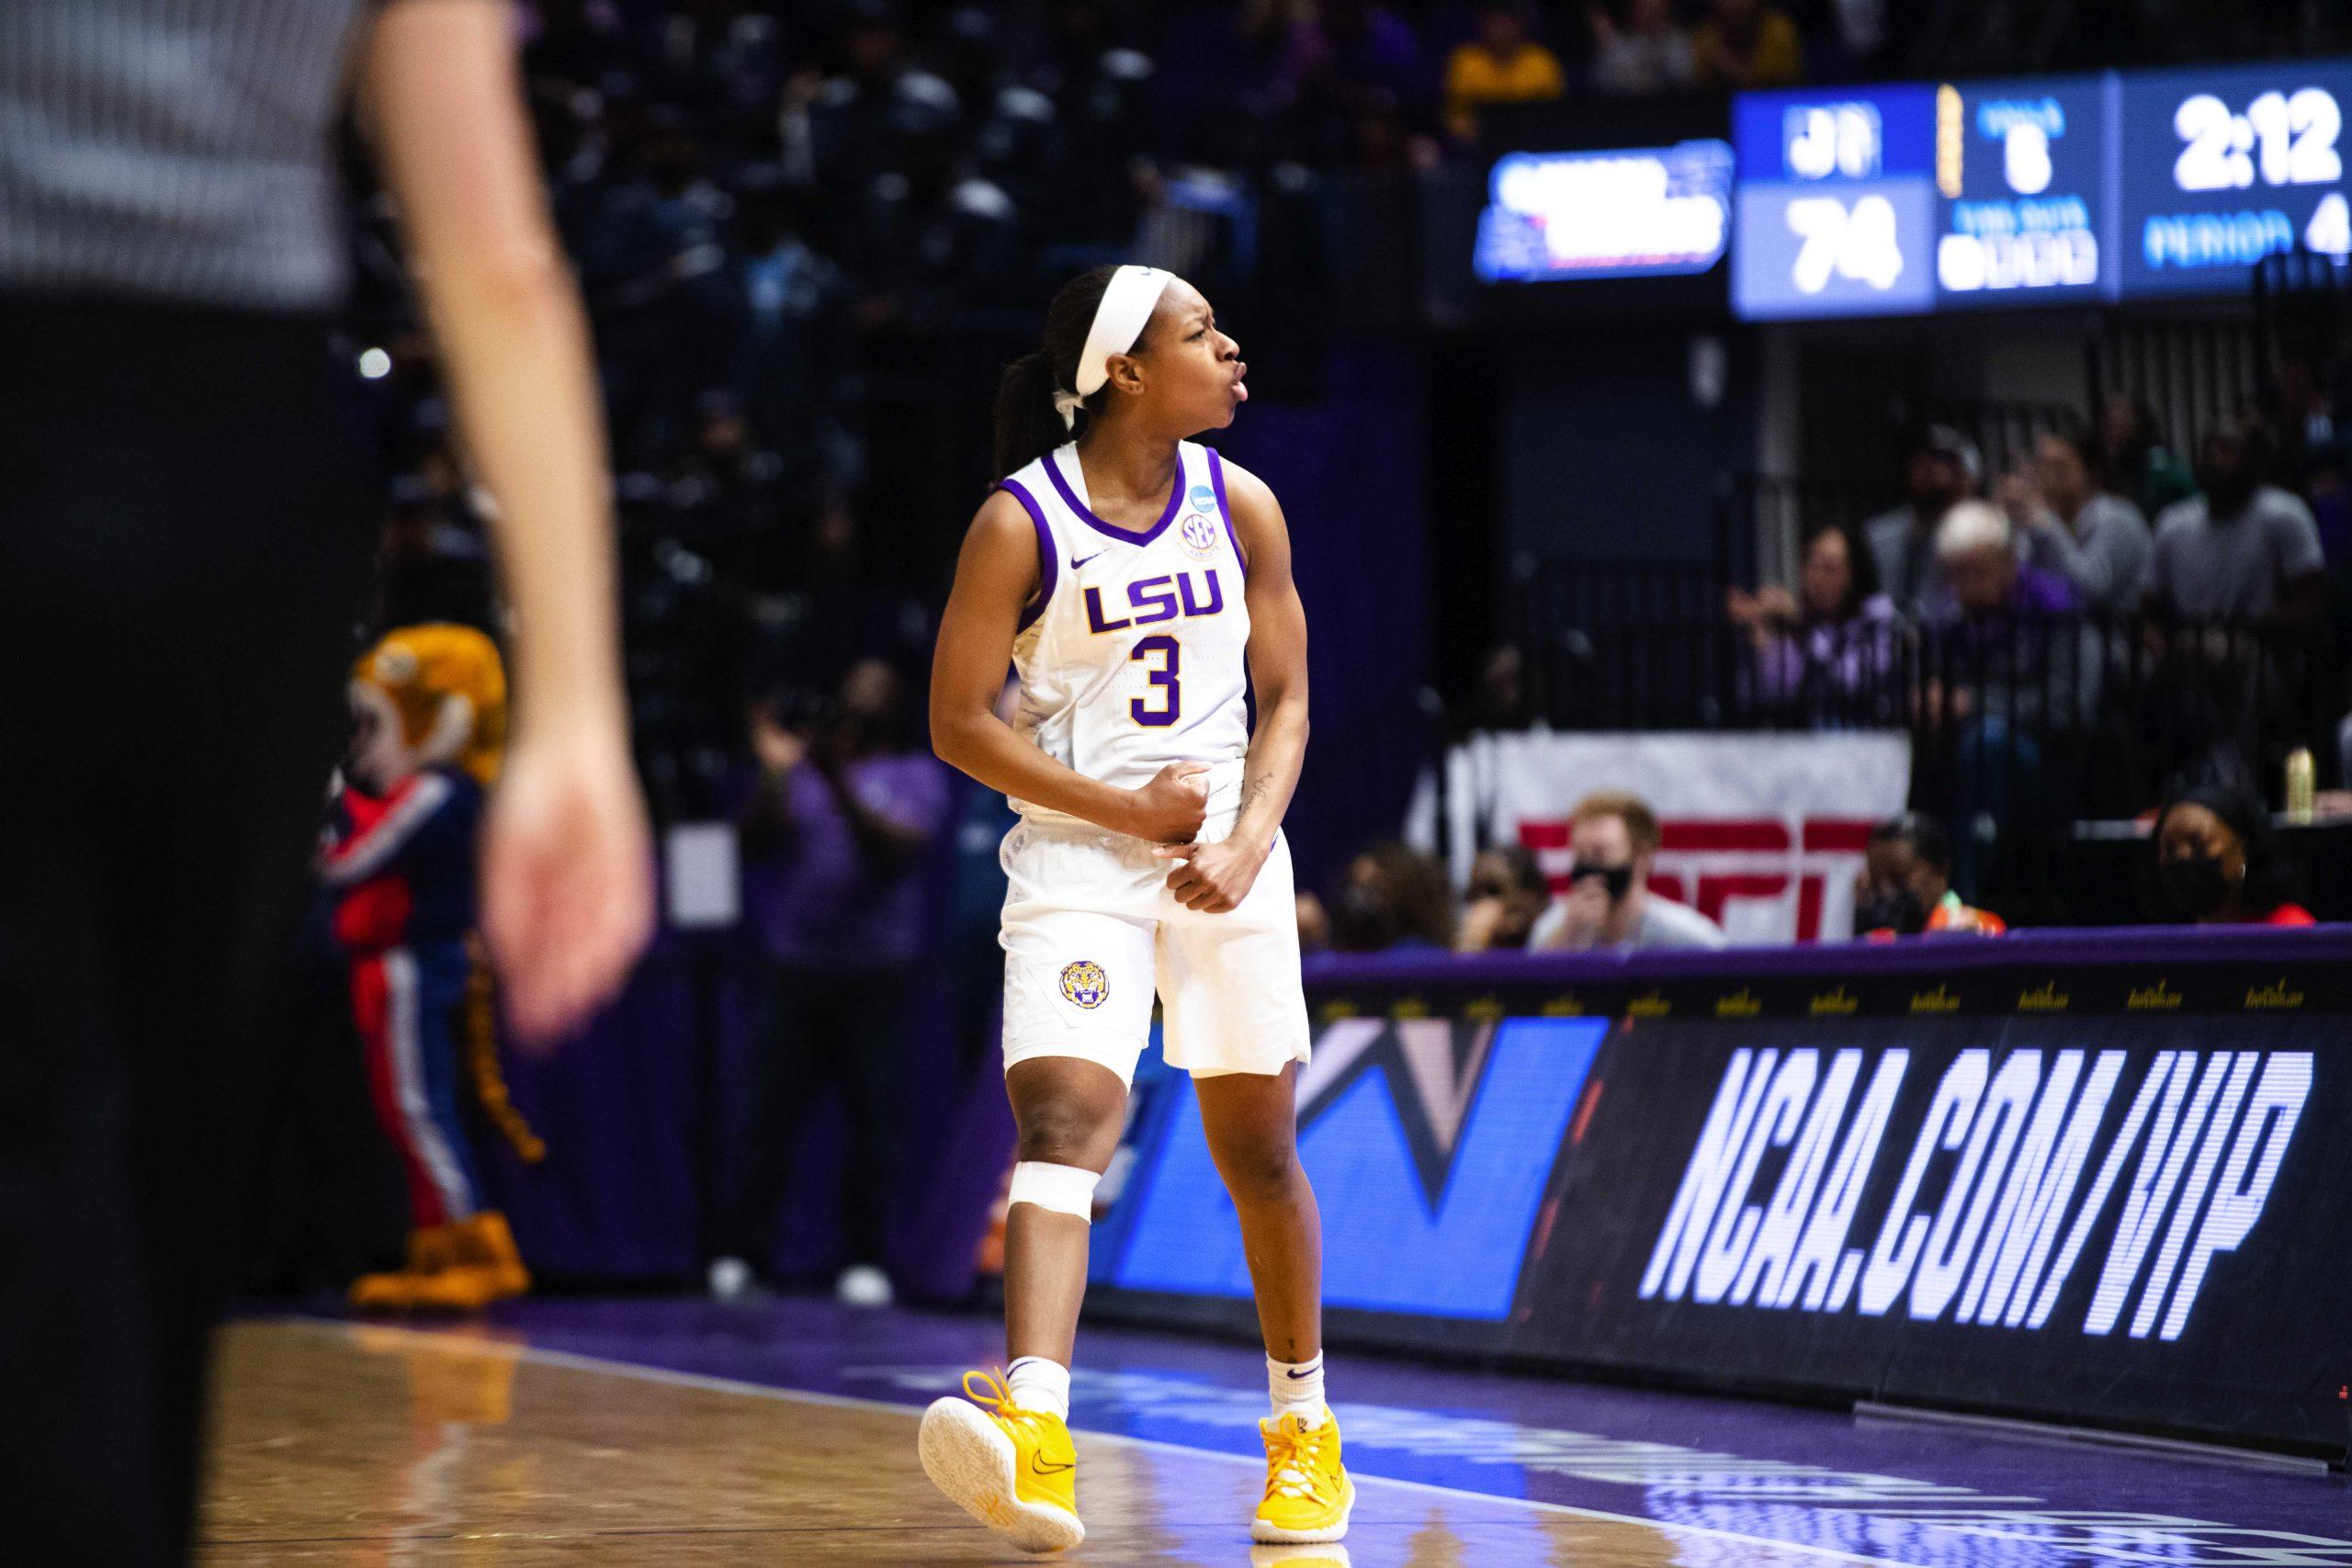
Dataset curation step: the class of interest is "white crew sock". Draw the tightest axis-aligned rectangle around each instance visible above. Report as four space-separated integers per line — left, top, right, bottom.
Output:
1006 1356 1071 1420
1268 1351 1328 1425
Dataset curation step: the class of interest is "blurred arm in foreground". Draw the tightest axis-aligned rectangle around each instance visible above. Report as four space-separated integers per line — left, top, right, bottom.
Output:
358 0 653 1047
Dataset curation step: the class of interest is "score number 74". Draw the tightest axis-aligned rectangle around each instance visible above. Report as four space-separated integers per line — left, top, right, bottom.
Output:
1785 195 1905 294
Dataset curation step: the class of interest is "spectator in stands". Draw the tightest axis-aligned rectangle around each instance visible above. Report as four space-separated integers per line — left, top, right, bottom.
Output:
1726 521 1902 727
1853 813 2006 938
1587 0 1696 96
1937 500 2076 615
732 190 859 515
2153 783 2313 926
1863 423 1979 616
2267 350 2340 475
1296 890 1333 954
2098 393 2196 525
717 657 951 1308
2010 422 2154 616
1286 0 1432 130
1925 501 2099 894
1329 840 1456 951
1442 2 1566 141
1464 642 1538 730
1453 844 1552 952
1928 500 2090 671
786 0 958 205
1691 0 1803 88
2146 421 2327 626
1530 791 1729 951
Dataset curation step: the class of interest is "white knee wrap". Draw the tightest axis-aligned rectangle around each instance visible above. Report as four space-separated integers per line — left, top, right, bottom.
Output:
1008 1160 1101 1221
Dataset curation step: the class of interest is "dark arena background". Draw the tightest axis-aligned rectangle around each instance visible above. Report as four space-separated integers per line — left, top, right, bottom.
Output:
34 0 2352 1562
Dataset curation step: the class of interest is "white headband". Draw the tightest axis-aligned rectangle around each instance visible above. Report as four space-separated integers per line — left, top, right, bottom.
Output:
1052 265 1175 430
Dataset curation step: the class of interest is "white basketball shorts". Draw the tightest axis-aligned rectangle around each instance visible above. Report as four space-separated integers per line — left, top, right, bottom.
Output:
999 807 1311 1087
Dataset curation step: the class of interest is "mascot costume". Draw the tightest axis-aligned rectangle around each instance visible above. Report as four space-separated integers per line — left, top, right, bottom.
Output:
322 625 544 1311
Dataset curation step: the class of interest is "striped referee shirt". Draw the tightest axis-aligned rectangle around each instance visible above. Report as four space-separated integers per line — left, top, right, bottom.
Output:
0 0 380 312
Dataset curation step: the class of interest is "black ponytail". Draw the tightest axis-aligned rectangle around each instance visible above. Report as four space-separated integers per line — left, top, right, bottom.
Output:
993 350 1068 482
993 265 1133 479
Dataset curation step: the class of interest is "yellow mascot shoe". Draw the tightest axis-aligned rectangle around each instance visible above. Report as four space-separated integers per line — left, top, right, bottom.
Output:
349 1224 458 1312
447 1212 532 1300
1253 1410 1353 1544
918 1370 1083 1553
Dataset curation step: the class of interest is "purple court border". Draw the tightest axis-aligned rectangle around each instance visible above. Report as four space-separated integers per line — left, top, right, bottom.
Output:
1304 923 2352 990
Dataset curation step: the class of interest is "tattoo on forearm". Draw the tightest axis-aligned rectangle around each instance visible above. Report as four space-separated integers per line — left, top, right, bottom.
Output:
1239 775 1273 818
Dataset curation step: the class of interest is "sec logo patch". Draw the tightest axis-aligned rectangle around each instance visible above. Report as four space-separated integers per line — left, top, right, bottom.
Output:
1179 511 1220 559
1059 960 1109 1010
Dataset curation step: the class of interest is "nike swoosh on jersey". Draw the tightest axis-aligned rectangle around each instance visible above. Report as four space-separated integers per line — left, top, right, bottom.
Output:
1069 549 1108 570
1029 1455 1076 1474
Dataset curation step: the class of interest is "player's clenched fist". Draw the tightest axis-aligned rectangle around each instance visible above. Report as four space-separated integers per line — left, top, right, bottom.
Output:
1124 761 1210 843
1152 834 1267 913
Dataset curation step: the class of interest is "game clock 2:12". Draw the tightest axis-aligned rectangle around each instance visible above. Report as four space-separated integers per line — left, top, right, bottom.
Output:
2117 60 2352 298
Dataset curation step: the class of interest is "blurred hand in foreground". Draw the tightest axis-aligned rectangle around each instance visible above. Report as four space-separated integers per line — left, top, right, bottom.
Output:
479 720 654 1052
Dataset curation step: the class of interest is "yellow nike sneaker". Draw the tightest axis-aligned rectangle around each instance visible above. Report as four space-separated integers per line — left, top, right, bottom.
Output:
918 1369 1083 1553
1253 1410 1354 1544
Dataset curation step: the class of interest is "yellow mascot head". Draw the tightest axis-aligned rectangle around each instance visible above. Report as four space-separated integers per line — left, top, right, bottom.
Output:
348 624 508 793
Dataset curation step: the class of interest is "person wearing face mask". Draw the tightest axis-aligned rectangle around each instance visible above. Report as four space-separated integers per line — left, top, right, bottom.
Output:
1453 845 1550 952
1529 792 1728 952
1851 813 2006 940
2146 422 2327 627
1328 841 1455 952
2152 784 2314 927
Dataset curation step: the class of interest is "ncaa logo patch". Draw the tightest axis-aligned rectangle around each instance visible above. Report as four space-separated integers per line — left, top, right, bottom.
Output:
1059 960 1109 1010
1188 482 1216 513
1179 511 1221 560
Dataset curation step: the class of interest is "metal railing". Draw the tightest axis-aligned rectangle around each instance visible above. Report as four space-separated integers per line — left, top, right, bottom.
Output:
1501 563 2341 919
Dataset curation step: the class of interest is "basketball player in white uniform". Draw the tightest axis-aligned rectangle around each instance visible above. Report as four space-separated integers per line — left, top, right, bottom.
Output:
921 265 1350 1553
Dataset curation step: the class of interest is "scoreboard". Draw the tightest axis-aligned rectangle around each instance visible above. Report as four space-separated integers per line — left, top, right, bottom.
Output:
1934 75 2109 301
1474 141 1734 284
2118 60 2352 297
1730 58 2352 321
1732 85 1939 317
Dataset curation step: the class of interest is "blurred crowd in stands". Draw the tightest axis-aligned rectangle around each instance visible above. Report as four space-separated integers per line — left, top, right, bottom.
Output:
338 0 2352 984
353 0 2352 807
1309 777 2313 960
296 0 2352 1307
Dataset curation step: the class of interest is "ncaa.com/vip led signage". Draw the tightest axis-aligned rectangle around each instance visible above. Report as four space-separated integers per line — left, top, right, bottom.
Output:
1635 1044 2306 1340
1091 953 2352 1456
1530 1015 2350 1454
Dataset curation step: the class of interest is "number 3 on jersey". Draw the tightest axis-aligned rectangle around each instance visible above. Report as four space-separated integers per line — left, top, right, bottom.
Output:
1131 635 1180 726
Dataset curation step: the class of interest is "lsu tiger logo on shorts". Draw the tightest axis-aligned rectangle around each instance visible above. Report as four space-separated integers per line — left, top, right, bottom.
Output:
1059 960 1109 1010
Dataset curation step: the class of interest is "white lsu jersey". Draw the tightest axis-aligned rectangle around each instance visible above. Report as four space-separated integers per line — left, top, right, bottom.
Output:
999 439 1252 824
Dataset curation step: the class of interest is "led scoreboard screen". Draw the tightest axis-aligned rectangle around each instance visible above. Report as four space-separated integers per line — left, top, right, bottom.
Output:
1473 141 1734 283
1732 58 2352 321
2118 59 2352 297
1935 75 2109 301
1733 85 1940 319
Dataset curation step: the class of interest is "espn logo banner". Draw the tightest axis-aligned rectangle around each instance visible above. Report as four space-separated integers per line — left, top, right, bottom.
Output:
1409 731 1911 942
